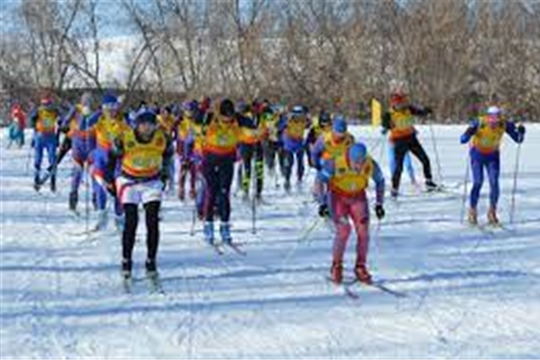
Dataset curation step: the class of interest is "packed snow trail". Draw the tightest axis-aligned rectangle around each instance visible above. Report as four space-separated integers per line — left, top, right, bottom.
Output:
1 126 540 358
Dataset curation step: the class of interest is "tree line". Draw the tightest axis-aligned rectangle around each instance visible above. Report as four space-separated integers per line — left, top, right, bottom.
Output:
1 0 539 121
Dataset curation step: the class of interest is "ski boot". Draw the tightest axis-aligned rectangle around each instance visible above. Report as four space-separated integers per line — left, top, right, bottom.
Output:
50 174 56 193
95 209 108 231
145 258 158 277
114 215 125 232
203 221 215 245
487 207 500 227
329 260 343 284
91 193 98 210
255 192 263 204
121 258 132 279
220 222 232 245
354 263 372 285
390 188 399 200
425 179 438 192
284 178 291 193
33 174 41 192
69 191 78 211
468 207 478 225
178 187 185 201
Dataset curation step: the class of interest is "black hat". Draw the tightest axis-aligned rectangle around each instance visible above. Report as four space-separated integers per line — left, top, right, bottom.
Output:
220 99 235 117
136 111 157 125
319 110 331 125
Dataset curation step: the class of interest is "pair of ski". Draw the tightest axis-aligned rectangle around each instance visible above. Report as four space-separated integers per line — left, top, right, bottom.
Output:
206 241 246 256
123 273 164 295
328 277 406 300
469 222 509 235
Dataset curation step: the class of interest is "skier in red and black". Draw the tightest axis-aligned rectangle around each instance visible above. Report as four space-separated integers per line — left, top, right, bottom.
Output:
381 91 437 198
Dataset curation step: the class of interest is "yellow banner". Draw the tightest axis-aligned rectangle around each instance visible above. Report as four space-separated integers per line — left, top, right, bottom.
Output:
371 99 381 127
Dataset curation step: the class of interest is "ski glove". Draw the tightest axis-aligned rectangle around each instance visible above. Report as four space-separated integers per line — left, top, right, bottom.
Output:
106 182 117 198
160 172 169 191
517 125 526 143
318 203 330 218
375 204 385 220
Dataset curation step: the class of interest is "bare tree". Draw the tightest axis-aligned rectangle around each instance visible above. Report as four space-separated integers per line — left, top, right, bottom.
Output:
2 0 539 119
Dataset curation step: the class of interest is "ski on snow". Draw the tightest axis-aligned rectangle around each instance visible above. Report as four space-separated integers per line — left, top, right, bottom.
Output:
468 222 511 236
122 273 165 295
204 240 246 256
327 277 406 299
145 273 165 294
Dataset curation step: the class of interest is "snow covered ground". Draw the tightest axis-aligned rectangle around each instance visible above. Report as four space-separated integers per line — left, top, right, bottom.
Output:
1 125 539 358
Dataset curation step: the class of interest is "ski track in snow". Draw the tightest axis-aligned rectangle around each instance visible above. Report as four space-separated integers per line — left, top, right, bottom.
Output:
1 125 540 358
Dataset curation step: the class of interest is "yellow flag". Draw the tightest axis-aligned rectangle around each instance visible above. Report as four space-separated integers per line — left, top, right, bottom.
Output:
371 99 382 127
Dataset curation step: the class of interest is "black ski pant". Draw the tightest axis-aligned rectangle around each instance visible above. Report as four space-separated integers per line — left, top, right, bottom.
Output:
263 140 280 173
279 147 305 183
202 154 235 222
238 142 264 196
392 134 433 191
122 201 160 261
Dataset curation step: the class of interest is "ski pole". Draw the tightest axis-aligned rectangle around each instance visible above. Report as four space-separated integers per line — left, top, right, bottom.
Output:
428 121 444 185
509 142 522 224
378 134 386 169
298 216 323 244
460 156 470 224
190 203 197 236
280 216 323 265
251 170 257 234
25 139 33 175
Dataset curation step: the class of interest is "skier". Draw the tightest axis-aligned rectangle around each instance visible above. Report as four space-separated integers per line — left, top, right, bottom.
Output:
305 110 333 168
7 104 26 148
384 132 417 188
199 99 257 245
54 98 77 173
29 95 60 192
61 92 98 213
177 101 199 201
261 104 281 178
278 105 310 192
381 91 436 198
106 110 173 279
157 105 177 193
237 101 267 201
460 105 525 225
316 142 385 284
91 93 130 230
310 116 355 171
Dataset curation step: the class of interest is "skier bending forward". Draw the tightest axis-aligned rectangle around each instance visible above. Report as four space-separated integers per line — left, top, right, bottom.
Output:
316 142 386 284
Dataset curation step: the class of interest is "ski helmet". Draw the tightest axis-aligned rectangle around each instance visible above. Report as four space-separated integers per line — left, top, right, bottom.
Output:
348 143 367 163
102 93 118 106
390 91 407 107
135 110 157 126
332 116 347 133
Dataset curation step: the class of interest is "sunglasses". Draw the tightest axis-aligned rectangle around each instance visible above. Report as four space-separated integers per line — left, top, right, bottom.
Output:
102 103 119 111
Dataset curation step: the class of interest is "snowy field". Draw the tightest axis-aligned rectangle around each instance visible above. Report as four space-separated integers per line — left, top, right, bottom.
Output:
1 125 539 358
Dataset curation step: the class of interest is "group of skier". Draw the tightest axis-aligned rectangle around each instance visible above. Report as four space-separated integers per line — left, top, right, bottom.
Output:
9 90 526 285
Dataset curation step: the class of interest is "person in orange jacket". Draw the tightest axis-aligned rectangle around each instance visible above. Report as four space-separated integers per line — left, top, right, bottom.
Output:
381 91 436 198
